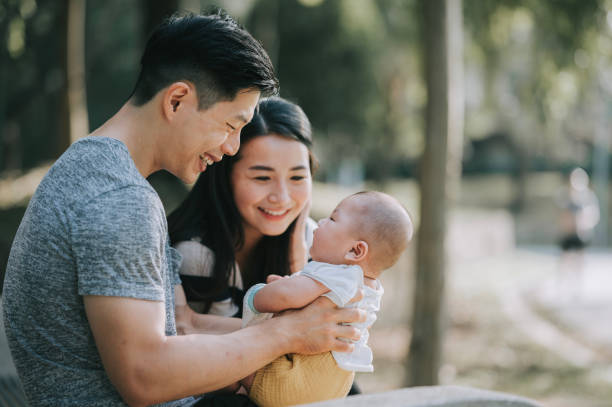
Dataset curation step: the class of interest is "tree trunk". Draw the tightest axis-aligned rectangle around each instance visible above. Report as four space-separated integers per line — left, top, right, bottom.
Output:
67 0 89 144
58 0 89 155
407 0 463 386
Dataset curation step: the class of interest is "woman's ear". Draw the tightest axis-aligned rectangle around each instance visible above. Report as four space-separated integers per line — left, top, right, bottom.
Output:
345 240 368 263
162 81 192 120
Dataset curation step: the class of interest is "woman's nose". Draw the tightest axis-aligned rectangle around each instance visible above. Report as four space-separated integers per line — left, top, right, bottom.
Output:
268 181 291 204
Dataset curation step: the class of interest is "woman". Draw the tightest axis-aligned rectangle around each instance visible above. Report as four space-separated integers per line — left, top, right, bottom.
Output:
169 97 363 396
168 96 317 320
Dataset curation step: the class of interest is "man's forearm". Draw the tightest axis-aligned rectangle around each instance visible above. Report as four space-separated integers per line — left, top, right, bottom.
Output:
86 295 363 407
144 321 293 404
86 296 294 406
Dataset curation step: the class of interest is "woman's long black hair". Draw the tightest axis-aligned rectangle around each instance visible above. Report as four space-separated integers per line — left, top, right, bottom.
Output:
167 97 316 313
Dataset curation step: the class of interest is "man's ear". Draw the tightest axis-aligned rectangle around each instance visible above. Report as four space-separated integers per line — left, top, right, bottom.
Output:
345 240 368 263
162 81 193 120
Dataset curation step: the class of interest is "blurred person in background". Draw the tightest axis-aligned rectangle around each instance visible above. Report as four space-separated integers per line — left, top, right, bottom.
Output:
555 167 600 298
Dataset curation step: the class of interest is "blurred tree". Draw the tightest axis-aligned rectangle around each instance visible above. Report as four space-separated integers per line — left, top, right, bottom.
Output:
462 0 608 211
1 0 66 169
407 0 464 386
58 0 89 152
246 0 408 183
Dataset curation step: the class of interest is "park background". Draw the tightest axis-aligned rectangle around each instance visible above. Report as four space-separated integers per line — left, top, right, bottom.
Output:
0 0 611 406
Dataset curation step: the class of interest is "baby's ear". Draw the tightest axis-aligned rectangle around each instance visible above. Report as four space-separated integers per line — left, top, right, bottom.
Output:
345 240 368 262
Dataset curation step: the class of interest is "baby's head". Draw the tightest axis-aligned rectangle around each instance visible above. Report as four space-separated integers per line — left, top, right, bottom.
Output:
310 191 413 278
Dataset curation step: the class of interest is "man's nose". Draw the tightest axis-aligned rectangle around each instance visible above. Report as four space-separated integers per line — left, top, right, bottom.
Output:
221 131 240 156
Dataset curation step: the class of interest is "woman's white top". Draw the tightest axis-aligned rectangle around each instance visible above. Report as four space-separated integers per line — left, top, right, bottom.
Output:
175 217 318 317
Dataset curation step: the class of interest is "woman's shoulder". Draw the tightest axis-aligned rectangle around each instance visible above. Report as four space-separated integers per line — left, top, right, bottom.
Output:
174 239 215 277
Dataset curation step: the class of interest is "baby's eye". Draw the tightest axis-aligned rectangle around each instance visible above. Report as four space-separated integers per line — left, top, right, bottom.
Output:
227 123 236 131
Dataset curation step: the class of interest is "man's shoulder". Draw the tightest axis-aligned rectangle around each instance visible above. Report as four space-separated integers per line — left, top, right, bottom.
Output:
42 136 158 212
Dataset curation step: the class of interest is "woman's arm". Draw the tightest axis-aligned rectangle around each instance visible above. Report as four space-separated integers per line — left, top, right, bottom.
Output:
174 285 241 335
253 275 329 313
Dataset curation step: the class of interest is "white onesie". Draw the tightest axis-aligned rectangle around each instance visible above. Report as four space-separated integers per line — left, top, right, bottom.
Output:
242 261 383 372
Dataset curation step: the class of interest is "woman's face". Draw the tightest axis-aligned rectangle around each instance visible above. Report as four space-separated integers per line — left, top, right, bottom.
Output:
231 134 312 241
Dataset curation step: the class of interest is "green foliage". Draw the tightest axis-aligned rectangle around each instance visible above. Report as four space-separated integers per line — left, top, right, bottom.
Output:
0 0 609 176
463 0 610 168
246 0 422 182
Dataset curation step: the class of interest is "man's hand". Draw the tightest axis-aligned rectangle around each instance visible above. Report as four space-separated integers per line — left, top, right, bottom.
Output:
270 296 366 355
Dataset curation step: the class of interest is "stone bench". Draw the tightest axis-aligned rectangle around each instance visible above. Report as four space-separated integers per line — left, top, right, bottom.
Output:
300 386 542 407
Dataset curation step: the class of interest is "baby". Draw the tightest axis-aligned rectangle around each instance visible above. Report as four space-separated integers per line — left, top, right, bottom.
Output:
241 191 413 407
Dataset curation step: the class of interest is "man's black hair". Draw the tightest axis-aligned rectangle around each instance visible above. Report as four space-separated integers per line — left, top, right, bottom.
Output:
130 11 278 109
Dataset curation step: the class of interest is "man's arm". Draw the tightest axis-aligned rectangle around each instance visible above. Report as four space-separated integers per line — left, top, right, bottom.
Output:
174 285 241 335
84 294 362 407
253 275 329 313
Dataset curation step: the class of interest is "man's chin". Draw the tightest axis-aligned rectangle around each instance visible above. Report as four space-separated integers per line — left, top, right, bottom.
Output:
173 170 200 185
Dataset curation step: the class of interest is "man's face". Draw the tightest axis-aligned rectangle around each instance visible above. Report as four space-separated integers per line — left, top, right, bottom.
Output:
310 196 361 265
168 89 260 184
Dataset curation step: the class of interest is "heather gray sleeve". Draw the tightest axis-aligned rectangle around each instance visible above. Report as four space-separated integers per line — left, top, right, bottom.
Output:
168 245 183 286
71 186 165 301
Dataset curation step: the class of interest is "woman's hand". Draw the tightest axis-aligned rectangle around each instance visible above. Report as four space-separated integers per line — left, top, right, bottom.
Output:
289 198 312 274
266 274 289 283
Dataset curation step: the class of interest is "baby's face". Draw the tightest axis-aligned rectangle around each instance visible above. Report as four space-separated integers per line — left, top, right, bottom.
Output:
310 196 361 265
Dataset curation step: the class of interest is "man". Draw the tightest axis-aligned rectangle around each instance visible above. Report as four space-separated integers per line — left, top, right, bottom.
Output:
2 13 363 406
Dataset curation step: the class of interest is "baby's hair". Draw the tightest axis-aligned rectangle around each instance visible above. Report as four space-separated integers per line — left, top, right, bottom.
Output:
348 191 413 271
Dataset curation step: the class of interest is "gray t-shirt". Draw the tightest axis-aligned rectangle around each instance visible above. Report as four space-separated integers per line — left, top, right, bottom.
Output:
2 137 195 406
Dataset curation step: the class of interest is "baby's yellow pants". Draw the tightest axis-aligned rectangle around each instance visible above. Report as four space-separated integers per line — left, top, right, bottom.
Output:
249 352 354 407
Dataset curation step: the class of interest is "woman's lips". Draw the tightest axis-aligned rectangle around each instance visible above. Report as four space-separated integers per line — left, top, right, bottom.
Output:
258 207 291 219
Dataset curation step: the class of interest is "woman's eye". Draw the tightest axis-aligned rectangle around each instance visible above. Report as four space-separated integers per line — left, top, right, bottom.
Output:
254 176 270 181
290 175 305 181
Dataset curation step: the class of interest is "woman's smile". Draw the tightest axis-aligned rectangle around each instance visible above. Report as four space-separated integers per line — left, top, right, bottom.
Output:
258 206 293 219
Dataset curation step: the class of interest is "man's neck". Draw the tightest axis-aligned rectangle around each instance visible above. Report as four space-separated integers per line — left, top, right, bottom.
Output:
90 101 163 179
